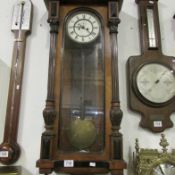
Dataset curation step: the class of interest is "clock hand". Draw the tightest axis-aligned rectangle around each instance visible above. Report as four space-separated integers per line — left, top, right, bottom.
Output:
154 70 168 84
85 27 91 34
74 24 81 30
144 70 170 95
159 165 165 175
75 23 86 31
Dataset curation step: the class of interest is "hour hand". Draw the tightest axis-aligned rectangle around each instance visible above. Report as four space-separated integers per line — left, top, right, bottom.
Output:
159 165 165 175
74 24 81 30
85 27 91 34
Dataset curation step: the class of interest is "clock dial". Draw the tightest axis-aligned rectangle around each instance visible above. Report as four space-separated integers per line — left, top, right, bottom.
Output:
136 63 175 104
151 163 175 175
67 11 100 43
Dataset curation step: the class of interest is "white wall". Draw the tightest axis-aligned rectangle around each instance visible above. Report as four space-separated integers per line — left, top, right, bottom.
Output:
0 0 175 175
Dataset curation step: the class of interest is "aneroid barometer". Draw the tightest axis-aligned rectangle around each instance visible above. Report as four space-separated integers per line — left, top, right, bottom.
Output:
127 0 175 132
37 0 126 174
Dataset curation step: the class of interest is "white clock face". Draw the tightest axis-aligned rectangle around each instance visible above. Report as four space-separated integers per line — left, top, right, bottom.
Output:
151 163 175 175
136 63 175 104
67 11 100 43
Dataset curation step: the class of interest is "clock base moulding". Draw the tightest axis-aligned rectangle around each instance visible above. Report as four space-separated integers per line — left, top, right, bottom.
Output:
37 160 126 175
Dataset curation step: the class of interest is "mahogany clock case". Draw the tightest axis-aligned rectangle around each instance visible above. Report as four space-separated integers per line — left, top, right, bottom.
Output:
37 0 126 174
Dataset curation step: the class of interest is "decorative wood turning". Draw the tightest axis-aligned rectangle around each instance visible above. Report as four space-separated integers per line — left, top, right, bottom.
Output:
108 0 124 162
0 0 33 165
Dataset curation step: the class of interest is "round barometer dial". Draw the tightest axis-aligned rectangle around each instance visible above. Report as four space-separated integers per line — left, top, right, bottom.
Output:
67 11 100 43
136 63 175 104
151 163 175 175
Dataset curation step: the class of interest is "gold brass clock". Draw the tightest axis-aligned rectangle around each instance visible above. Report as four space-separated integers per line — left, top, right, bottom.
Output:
36 0 126 174
127 0 175 132
134 134 175 175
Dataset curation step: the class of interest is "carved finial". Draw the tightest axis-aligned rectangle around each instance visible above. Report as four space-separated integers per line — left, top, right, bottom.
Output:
135 138 140 154
159 134 169 153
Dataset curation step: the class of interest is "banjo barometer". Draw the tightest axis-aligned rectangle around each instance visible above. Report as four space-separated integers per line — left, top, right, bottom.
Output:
37 0 126 174
127 0 175 132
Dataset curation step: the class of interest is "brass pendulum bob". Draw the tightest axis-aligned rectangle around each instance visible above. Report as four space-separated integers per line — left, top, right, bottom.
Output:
68 100 97 150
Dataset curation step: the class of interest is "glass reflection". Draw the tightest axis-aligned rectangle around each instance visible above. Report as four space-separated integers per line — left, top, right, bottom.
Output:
152 163 175 175
59 10 105 152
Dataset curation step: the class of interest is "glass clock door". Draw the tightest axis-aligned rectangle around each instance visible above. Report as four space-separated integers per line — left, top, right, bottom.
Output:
59 9 105 153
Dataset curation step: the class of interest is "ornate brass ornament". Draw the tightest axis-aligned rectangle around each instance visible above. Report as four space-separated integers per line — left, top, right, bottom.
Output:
134 134 175 175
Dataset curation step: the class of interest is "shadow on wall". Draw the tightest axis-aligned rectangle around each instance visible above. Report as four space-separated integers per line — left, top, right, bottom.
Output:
172 15 175 40
0 60 10 142
128 146 136 175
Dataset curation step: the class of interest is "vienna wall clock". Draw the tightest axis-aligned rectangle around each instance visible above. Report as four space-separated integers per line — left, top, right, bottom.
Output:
127 0 175 132
36 0 126 174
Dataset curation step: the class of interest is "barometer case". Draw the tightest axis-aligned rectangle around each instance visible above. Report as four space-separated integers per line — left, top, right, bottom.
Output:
127 0 175 132
36 0 126 174
0 0 32 165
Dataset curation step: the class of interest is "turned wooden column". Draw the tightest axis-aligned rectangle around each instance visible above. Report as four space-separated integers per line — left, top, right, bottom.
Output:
37 1 60 174
108 0 123 164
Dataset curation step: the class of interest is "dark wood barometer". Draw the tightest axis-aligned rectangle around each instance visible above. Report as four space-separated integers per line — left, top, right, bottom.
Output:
36 0 126 174
127 0 175 132
0 0 32 164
